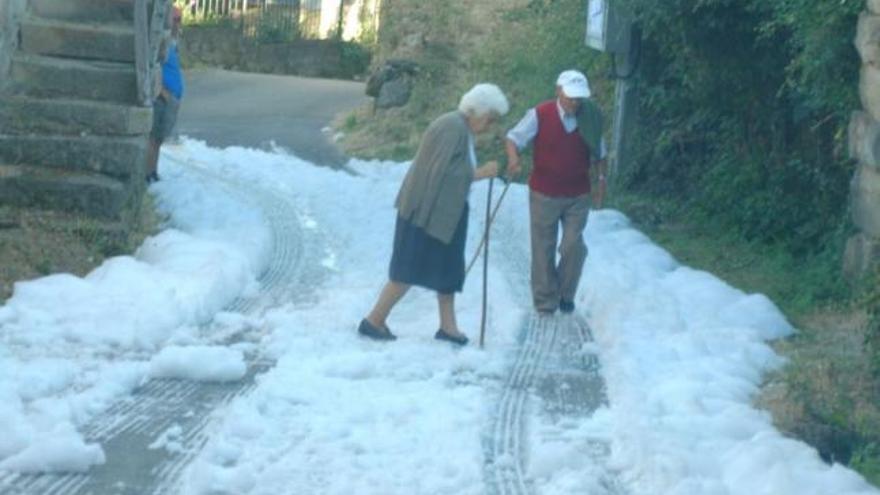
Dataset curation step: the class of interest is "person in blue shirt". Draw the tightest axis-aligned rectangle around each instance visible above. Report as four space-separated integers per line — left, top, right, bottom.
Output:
146 6 185 183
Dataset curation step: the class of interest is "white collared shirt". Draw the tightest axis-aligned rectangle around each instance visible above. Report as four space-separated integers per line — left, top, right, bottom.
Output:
467 132 477 168
506 99 607 159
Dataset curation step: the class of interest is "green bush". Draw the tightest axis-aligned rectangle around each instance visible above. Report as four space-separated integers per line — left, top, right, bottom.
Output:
338 41 372 78
618 0 861 257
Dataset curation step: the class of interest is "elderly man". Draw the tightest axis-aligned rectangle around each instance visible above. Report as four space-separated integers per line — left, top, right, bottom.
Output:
506 70 607 315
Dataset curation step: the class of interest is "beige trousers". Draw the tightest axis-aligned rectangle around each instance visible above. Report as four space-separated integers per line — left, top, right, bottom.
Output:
529 190 590 312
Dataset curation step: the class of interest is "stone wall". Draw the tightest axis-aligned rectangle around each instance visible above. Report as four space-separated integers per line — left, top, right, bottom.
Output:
846 1 880 278
181 25 370 79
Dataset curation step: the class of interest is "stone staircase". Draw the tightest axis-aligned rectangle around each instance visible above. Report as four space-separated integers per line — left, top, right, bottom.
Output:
0 0 153 225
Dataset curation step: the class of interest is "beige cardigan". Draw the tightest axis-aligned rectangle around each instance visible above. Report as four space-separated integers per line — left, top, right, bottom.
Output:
395 111 474 244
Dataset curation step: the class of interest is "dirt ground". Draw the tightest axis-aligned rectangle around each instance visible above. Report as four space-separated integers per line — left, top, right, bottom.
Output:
0 203 160 303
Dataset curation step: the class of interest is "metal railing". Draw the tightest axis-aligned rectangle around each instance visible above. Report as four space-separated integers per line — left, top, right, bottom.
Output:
179 0 372 42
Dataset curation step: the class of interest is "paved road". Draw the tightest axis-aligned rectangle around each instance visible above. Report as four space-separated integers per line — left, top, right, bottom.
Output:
176 69 367 166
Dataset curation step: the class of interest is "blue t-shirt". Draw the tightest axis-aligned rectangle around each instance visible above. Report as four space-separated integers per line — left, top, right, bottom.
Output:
162 43 184 100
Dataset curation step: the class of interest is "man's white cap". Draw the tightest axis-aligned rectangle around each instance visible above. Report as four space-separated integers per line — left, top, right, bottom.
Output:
557 70 591 99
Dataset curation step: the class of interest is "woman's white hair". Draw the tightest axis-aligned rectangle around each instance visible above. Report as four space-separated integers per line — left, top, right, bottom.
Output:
458 83 510 118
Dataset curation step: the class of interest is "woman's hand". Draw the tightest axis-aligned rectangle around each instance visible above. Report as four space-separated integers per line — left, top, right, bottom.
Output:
474 160 499 181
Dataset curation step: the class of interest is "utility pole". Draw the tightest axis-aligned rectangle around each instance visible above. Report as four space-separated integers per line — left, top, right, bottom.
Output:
337 0 345 39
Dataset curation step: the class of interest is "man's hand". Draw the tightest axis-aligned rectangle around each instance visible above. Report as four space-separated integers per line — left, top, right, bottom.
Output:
506 158 521 180
504 138 522 180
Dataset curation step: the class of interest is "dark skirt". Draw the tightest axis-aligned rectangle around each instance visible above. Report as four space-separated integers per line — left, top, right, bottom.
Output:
389 204 469 294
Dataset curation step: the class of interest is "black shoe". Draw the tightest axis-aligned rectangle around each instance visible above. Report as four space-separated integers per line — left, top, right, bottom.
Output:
434 328 468 346
358 319 396 341
146 172 160 183
559 300 575 314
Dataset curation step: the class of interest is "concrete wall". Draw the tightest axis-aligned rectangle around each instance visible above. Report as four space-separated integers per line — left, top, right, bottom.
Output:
845 1 880 278
181 25 370 79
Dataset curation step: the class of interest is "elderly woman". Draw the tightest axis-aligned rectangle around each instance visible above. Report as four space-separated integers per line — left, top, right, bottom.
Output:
358 83 510 346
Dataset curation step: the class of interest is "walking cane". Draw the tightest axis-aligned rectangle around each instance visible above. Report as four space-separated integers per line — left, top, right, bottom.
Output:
479 177 494 348
466 180 511 276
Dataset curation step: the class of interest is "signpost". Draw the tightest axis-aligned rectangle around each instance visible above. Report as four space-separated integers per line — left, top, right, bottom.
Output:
585 0 638 197
586 0 630 54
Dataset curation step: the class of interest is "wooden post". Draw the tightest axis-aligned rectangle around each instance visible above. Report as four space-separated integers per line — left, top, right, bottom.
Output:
134 0 151 105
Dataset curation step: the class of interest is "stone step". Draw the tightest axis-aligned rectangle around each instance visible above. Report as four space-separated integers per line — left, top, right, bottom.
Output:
0 95 152 136
0 134 147 179
20 17 136 63
0 165 131 220
10 54 138 105
29 0 136 24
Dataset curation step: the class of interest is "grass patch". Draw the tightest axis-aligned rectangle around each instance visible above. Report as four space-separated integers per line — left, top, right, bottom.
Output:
0 195 162 304
853 444 880 486
337 0 608 164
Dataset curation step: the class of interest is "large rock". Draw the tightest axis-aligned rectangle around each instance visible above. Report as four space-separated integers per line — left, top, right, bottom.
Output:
857 12 880 66
367 59 418 108
366 59 418 97
0 95 152 136
376 78 412 109
849 111 880 170
861 64 880 122
852 164 880 236
20 18 136 63
843 232 880 279
870 0 880 15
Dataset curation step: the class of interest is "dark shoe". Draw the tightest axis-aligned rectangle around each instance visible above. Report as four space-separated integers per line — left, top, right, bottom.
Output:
146 172 160 183
434 328 468 346
358 319 396 341
559 300 575 314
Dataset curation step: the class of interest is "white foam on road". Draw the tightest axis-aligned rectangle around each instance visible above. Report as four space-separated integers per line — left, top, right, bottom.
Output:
149 346 247 382
168 140 877 495
0 137 876 494
0 152 271 473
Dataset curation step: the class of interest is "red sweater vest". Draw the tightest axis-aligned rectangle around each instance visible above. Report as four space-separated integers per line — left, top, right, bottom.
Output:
530 100 591 197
